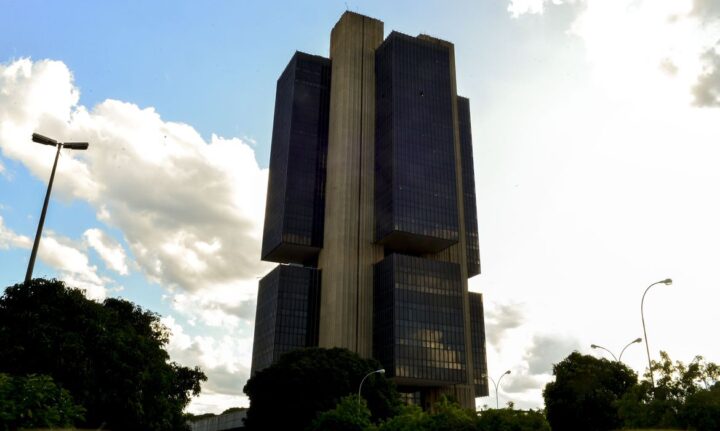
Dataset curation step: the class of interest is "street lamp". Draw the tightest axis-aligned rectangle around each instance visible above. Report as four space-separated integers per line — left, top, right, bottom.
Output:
357 369 385 402
24 133 89 283
590 344 617 361
590 337 643 362
489 370 511 409
619 337 643 362
641 278 672 387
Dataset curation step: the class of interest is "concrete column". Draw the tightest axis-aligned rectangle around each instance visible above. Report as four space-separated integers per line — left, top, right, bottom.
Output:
318 12 384 356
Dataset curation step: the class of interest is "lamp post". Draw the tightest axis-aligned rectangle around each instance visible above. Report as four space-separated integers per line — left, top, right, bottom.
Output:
641 278 672 387
489 370 511 409
591 337 643 362
357 369 385 402
25 133 89 283
619 337 643 362
590 344 618 361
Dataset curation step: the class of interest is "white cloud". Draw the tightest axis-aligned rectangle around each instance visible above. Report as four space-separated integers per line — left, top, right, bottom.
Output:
508 0 572 18
36 234 108 300
83 228 129 275
0 216 31 249
484 301 525 349
0 59 273 301
162 316 251 413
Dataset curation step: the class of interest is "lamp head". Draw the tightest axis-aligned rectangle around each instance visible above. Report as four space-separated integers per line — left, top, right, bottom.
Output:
662 278 672 285
634 337 643 344
32 133 57 146
62 142 89 150
591 344 598 349
504 370 511 375
378 369 385 374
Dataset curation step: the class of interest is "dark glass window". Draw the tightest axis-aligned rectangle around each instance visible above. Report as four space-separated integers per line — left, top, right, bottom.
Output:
469 292 489 396
375 32 459 254
373 254 467 385
251 265 321 373
261 52 331 265
457 96 480 277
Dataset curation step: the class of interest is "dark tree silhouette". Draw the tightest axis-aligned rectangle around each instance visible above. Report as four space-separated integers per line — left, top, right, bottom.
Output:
243 347 400 430
0 278 206 431
543 351 637 431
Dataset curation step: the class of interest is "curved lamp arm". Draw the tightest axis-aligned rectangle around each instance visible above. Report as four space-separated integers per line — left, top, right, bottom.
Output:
641 278 672 387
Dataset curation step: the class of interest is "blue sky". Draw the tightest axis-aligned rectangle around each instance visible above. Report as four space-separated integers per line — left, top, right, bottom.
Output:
2 0 719 413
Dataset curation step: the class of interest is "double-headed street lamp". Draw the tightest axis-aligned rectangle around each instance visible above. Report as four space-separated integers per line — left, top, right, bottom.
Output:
591 337 643 362
641 278 672 387
489 370 511 409
24 133 89 283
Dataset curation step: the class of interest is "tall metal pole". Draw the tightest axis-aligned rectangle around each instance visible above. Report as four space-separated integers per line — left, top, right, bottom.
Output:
641 279 672 387
490 370 511 409
25 143 62 283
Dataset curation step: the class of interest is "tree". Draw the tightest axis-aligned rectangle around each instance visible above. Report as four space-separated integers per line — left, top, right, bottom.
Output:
243 347 400 430
475 408 550 431
617 351 720 429
424 396 475 431
543 351 637 431
376 404 429 431
309 395 374 431
0 278 206 431
0 373 85 430
683 383 720 431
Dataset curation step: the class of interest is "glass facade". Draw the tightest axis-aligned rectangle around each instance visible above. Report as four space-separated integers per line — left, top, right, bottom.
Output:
374 254 467 385
375 32 459 254
261 52 331 265
469 292 489 396
250 265 321 373
457 96 480 277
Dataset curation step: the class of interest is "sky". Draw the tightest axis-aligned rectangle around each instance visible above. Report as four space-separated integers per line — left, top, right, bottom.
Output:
1 0 719 413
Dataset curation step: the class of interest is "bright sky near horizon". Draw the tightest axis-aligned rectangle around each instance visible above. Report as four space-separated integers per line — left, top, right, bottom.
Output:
1 0 719 413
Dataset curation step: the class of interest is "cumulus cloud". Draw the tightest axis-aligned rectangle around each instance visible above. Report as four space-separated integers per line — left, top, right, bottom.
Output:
508 0 571 17
36 234 109 300
84 228 129 275
0 58 273 301
692 0 720 20
692 47 720 106
508 0 720 108
524 333 580 375
0 216 31 249
485 301 525 348
162 316 251 412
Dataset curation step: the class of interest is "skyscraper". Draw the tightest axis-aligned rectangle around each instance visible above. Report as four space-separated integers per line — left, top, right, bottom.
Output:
252 12 488 409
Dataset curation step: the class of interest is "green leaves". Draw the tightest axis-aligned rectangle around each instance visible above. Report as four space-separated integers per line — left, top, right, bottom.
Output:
0 278 206 431
0 373 85 430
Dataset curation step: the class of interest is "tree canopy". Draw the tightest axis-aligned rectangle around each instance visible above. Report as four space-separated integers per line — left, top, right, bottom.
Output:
243 347 400 430
543 351 637 431
0 278 206 431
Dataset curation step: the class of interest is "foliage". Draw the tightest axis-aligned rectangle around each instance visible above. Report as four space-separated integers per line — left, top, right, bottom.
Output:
425 395 476 431
0 373 85 430
376 404 429 431
683 383 720 431
243 347 400 430
0 278 206 431
475 407 551 431
617 351 720 429
543 351 637 431
309 395 374 431
221 406 247 414
376 396 478 431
